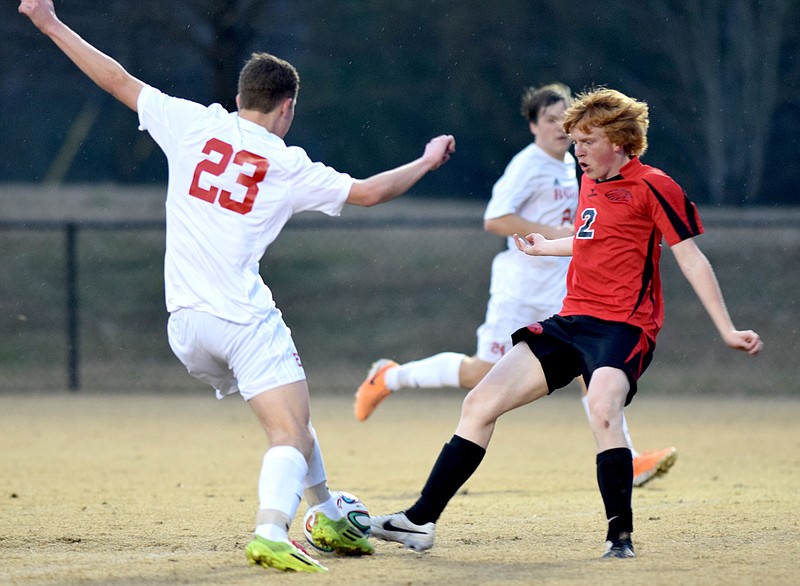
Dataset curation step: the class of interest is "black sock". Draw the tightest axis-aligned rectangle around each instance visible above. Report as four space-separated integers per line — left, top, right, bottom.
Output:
406 435 486 525
596 447 633 541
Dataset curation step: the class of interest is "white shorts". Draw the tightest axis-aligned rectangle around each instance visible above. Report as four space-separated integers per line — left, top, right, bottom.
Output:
167 307 305 401
475 294 562 364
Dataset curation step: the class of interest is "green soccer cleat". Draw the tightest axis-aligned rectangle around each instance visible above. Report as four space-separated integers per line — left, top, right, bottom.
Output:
245 536 329 573
311 511 374 556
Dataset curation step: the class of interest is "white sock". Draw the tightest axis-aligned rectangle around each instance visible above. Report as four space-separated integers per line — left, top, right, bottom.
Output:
622 413 638 458
302 423 342 520
581 394 638 458
254 445 307 541
304 484 341 519
581 394 591 419
304 423 327 492
387 352 466 391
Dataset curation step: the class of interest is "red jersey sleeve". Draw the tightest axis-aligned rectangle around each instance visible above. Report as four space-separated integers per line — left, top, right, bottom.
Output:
641 169 704 246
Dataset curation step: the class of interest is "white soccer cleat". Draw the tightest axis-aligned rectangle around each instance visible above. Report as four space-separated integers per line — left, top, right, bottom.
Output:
369 512 435 551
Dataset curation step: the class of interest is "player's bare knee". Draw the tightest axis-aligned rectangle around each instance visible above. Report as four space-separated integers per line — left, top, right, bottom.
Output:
460 387 498 427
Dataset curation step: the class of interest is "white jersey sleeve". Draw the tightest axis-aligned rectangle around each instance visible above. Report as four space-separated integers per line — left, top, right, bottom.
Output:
137 85 354 323
484 143 578 233
482 143 579 305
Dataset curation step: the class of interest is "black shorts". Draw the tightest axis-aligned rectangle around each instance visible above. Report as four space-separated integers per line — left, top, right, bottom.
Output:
511 314 655 406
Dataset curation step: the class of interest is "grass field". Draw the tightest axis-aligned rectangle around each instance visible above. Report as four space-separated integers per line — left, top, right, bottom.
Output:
1 391 798 585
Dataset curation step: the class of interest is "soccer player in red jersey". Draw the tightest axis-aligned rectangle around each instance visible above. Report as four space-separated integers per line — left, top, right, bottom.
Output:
369 87 763 559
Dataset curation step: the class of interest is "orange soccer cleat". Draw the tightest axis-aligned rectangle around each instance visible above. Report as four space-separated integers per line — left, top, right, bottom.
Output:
633 446 678 487
354 359 398 421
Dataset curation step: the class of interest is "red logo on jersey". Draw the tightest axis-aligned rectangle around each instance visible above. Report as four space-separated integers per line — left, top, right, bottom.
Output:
527 322 544 334
491 342 509 357
554 186 576 201
605 188 633 203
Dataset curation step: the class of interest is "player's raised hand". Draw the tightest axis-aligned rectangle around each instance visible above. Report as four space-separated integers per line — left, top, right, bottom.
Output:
723 329 764 356
422 135 456 170
514 232 545 256
18 0 58 33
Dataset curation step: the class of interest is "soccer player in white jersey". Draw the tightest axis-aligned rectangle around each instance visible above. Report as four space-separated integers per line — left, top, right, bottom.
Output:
19 0 455 574
354 83 677 487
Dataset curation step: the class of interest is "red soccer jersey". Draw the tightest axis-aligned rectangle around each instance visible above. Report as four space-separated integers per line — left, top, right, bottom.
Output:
560 157 703 341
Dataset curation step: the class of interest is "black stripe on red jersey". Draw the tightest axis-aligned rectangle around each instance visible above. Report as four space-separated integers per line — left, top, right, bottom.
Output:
682 191 702 234
629 228 658 318
643 179 701 241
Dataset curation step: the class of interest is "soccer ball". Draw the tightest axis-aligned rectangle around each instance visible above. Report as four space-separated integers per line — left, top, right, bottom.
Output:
302 490 370 553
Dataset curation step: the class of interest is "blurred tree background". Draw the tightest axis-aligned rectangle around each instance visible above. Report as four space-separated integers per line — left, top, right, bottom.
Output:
1 0 798 205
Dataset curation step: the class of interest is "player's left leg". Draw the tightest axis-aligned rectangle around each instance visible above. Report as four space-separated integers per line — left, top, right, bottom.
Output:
580 375 638 456
586 367 635 559
301 423 373 555
580 365 678 488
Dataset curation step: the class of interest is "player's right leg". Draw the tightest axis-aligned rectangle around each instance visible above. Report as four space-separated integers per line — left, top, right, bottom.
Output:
370 511 436 551
245 382 321 570
632 446 678 487
455 343 550 445
371 344 550 550
355 352 476 421
231 311 330 570
354 358 399 421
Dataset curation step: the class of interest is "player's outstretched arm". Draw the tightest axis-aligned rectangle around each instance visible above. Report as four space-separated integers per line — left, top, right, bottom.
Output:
671 238 763 356
19 0 144 111
514 232 574 257
346 135 456 207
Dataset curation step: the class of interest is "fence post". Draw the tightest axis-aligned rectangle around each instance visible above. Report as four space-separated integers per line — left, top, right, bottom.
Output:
65 222 80 391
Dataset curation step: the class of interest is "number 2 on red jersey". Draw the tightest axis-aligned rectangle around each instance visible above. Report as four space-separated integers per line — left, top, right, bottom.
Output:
577 208 597 239
188 138 269 215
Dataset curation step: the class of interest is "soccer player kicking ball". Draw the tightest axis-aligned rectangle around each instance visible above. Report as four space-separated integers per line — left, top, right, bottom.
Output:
19 0 455 574
369 87 763 559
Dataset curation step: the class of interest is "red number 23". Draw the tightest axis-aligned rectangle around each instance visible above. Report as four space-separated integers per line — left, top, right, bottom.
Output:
188 138 268 215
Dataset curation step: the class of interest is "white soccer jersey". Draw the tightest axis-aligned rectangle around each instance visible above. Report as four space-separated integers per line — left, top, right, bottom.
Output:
137 85 353 324
483 143 579 305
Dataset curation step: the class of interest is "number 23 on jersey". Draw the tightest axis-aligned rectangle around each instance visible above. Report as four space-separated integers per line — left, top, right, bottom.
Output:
188 138 269 215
